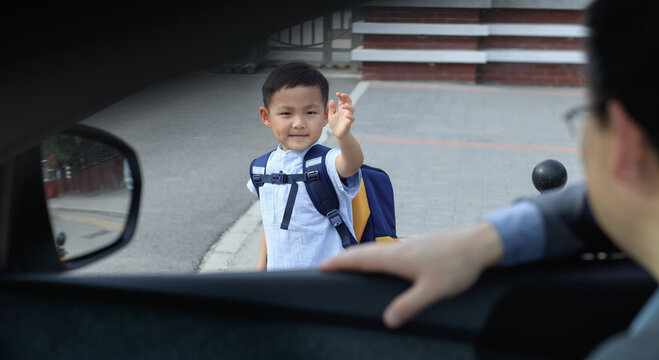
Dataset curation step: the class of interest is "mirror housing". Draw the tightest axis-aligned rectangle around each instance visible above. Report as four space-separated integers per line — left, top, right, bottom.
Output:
6 124 141 273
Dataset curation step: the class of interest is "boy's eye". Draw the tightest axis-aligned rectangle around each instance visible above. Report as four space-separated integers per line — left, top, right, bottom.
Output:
279 112 291 116
307 111 317 115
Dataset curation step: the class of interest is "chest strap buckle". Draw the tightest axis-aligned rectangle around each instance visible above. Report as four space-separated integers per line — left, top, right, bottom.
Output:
271 172 287 184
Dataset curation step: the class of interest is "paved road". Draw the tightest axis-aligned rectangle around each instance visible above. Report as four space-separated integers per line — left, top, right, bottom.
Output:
70 68 359 274
328 82 585 237
47 188 131 260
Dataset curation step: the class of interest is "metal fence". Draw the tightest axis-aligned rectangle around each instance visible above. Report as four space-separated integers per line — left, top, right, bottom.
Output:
266 7 361 67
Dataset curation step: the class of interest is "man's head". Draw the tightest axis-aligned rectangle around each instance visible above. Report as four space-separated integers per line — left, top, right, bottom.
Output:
582 0 659 275
586 0 659 146
259 62 330 151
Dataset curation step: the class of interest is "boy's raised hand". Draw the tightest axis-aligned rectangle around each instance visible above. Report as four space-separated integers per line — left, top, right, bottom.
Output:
328 92 355 139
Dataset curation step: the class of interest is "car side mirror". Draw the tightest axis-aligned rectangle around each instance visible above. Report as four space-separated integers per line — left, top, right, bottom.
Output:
39 125 141 269
6 124 141 272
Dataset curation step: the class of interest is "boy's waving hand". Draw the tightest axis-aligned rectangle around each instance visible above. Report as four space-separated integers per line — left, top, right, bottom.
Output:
328 92 355 139
329 92 363 179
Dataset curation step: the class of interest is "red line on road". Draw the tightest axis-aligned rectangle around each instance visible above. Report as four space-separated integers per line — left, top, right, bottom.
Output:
370 82 584 97
354 135 580 153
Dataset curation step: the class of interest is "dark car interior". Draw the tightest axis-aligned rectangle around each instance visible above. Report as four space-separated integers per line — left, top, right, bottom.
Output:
1 2 656 359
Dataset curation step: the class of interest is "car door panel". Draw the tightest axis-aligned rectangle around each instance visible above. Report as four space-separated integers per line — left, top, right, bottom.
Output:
1 260 654 359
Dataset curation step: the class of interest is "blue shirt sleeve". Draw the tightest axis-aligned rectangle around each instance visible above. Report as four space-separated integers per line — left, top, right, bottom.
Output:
630 289 659 335
483 200 546 266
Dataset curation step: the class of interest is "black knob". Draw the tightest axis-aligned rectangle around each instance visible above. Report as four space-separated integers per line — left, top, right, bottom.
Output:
532 159 568 192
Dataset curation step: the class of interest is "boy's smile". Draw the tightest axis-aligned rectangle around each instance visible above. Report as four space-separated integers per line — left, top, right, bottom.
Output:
260 85 328 151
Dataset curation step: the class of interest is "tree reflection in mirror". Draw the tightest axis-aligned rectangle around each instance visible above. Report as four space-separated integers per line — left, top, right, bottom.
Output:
41 135 132 261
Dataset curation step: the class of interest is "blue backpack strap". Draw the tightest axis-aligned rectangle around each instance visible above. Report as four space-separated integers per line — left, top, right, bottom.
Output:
303 144 357 248
250 150 312 230
250 150 274 198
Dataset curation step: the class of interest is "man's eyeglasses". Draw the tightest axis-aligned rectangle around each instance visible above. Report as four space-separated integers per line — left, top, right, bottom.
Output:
564 105 589 141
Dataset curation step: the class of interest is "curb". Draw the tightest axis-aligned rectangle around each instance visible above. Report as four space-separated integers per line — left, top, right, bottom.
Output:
197 200 262 273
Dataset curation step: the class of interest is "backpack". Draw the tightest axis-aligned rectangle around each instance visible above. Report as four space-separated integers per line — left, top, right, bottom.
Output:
250 144 398 248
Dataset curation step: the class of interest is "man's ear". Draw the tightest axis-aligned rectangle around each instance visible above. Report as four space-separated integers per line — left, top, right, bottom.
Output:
609 100 653 186
260 106 272 128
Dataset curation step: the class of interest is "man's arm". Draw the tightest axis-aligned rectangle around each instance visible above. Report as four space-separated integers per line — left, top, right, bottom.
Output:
328 92 364 178
486 183 615 266
529 183 616 258
322 222 503 328
484 200 546 266
323 183 615 328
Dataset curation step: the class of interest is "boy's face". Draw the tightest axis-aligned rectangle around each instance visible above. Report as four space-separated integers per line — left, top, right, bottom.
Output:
260 85 328 151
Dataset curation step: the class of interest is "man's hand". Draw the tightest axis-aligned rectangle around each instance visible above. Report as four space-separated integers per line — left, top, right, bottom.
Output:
321 222 503 328
328 92 355 139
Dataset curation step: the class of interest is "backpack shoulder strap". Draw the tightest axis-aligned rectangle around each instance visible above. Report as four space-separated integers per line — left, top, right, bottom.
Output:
303 144 357 248
303 144 336 211
250 150 274 198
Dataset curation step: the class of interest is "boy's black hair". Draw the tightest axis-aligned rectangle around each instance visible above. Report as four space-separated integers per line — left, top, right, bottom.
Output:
586 0 659 149
262 62 329 109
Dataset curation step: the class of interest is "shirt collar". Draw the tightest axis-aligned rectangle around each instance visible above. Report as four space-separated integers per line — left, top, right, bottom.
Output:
276 142 320 158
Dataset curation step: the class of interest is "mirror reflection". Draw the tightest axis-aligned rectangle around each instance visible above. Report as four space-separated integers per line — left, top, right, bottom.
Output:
41 134 132 261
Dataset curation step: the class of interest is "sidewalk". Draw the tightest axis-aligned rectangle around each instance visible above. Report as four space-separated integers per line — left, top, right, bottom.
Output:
199 80 586 273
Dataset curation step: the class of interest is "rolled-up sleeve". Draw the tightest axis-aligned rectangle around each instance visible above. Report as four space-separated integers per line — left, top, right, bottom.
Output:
325 148 361 199
483 200 546 266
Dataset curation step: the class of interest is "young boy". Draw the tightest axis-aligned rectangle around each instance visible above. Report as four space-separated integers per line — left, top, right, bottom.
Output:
247 62 364 271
